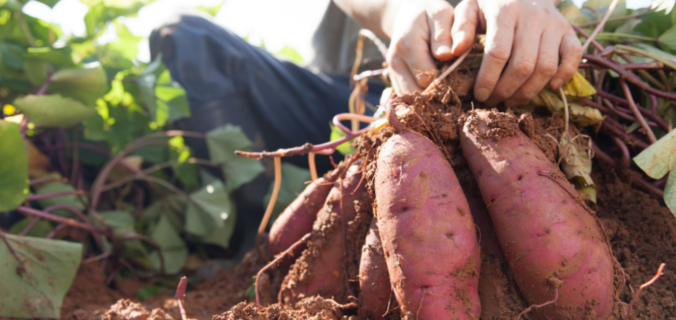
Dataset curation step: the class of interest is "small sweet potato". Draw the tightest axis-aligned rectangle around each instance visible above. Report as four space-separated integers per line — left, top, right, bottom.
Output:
375 129 481 319
460 110 616 319
268 162 349 257
359 219 391 319
279 166 366 304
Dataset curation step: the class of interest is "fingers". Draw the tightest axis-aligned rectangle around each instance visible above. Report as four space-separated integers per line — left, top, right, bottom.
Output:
473 9 515 102
504 28 562 108
451 0 480 56
484 16 544 106
427 4 455 60
550 29 583 89
388 55 424 95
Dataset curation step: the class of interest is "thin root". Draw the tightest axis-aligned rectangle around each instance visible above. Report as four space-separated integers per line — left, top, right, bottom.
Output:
257 157 282 262
258 233 312 309
518 288 559 319
625 263 666 320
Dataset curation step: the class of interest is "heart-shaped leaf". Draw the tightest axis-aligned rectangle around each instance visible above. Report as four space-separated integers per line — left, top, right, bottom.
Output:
633 128 676 179
14 94 97 128
0 233 82 318
0 121 29 211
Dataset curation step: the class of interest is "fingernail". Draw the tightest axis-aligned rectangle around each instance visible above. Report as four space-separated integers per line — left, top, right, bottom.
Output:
550 79 563 89
436 45 452 57
475 88 489 101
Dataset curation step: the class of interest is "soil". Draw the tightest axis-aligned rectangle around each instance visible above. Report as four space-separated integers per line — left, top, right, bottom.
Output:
9 71 676 320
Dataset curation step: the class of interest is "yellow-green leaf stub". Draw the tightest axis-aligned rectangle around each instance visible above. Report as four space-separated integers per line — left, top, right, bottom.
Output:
633 129 676 179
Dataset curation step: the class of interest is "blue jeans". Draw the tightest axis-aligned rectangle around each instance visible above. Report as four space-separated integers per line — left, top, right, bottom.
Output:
149 12 384 258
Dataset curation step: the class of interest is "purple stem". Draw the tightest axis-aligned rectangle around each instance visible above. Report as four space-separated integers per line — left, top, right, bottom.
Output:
15 206 110 236
26 190 86 201
20 217 41 236
46 224 68 239
654 177 667 188
120 233 166 275
43 204 105 250
584 54 676 102
29 176 63 186
36 75 52 96
649 94 658 113
612 137 631 167
620 80 657 143
596 90 670 131
43 142 111 156
579 62 668 70
602 119 650 150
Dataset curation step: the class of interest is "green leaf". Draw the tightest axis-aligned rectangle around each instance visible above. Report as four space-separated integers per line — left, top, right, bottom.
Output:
106 22 142 62
633 128 676 179
263 162 311 222
137 64 190 126
34 182 86 217
26 47 75 68
0 41 25 70
0 121 28 211
141 195 186 232
582 0 627 30
0 233 82 318
83 1 144 37
221 156 264 192
9 217 53 238
23 59 48 86
659 24 676 50
275 46 304 65
666 170 676 215
99 210 134 229
185 180 235 241
48 63 108 106
330 124 356 155
14 94 97 127
149 214 187 274
206 124 254 163
614 18 642 34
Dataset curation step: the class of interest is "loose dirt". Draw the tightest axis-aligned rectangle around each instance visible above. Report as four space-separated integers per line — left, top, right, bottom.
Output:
12 72 676 320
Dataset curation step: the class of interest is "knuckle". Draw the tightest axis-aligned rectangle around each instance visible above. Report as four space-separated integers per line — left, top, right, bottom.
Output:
486 44 511 63
513 59 535 77
539 61 558 78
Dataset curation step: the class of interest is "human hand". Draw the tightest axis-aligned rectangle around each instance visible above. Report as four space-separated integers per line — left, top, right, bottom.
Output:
450 0 582 107
385 0 457 94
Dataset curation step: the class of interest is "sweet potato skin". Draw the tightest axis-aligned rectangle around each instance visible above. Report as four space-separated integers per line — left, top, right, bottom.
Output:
359 219 390 319
460 110 615 319
279 167 366 304
268 164 348 257
375 130 481 319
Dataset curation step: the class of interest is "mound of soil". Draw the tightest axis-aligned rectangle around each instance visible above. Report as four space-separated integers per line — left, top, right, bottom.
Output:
7 71 675 320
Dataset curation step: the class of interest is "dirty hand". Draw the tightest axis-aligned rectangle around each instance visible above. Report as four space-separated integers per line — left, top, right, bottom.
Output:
451 0 582 108
385 0 457 94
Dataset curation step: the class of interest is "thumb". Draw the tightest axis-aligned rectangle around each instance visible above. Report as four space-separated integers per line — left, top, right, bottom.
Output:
427 3 455 60
451 0 479 56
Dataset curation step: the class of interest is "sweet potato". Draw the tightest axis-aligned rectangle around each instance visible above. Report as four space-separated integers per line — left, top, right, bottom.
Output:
268 161 350 257
459 110 616 319
359 219 391 319
279 165 367 304
375 129 481 319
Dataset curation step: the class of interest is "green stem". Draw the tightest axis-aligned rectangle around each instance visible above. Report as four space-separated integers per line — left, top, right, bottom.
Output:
595 33 657 42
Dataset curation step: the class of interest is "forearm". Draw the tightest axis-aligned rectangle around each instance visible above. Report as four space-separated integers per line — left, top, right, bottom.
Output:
332 0 404 39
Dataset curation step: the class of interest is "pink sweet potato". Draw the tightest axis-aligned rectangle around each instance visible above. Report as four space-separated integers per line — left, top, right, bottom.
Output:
268 161 350 257
359 219 391 319
279 166 367 304
375 130 481 319
460 110 616 319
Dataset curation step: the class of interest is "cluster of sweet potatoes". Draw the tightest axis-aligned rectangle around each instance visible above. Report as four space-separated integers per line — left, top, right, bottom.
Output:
265 106 621 319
